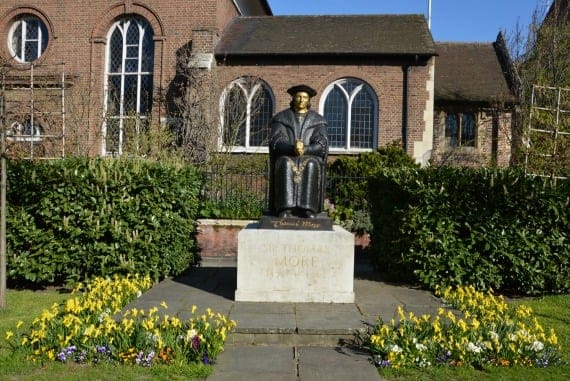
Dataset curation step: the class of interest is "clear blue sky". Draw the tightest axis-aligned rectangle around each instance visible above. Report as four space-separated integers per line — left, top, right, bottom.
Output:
267 0 553 42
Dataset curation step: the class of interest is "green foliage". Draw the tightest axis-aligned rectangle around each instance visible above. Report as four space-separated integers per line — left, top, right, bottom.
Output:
369 167 569 295
509 10 570 177
6 157 203 285
207 153 268 174
326 204 373 235
199 187 264 220
329 145 418 209
199 167 266 219
524 86 570 179
327 144 418 233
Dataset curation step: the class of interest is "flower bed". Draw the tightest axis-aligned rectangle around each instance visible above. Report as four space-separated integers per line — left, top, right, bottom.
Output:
4 274 236 366
366 285 560 369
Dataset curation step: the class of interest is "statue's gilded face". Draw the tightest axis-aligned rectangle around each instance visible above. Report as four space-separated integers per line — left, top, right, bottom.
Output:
293 92 310 113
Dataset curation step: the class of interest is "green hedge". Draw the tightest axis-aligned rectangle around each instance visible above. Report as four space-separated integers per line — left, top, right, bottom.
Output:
369 167 570 295
327 145 418 234
328 145 419 211
7 158 202 285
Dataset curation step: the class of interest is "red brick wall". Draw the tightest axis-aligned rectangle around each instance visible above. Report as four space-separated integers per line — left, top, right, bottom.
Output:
196 219 253 259
217 0 240 33
216 58 432 156
0 0 234 154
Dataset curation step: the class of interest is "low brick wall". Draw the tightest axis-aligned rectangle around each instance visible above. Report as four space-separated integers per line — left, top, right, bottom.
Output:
196 219 370 261
196 219 256 259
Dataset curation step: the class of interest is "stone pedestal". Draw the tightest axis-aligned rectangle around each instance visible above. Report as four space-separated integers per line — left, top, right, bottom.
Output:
235 224 355 303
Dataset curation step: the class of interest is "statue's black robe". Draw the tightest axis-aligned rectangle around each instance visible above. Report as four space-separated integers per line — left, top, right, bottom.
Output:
268 108 328 216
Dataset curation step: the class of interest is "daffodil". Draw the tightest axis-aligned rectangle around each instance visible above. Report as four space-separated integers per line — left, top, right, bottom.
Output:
142 318 155 331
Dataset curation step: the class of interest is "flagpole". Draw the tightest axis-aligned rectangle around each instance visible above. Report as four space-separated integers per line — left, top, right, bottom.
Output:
427 0 432 30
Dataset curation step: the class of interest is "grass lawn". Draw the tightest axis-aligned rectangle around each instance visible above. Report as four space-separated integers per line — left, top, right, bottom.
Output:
0 289 211 381
378 294 570 381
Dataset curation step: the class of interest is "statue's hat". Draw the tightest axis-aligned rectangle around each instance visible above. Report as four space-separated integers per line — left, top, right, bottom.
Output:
287 84 317 97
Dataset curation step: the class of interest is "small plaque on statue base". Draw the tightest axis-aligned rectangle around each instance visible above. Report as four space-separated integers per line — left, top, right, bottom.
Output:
258 215 333 231
235 223 354 303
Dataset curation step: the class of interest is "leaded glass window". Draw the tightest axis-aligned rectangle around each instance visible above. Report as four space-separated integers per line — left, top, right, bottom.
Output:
444 112 476 148
8 16 48 63
322 79 377 150
221 79 273 150
104 16 154 156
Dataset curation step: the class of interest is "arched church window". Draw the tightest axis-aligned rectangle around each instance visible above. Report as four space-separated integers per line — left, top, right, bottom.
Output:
221 78 274 151
321 78 378 151
104 16 154 156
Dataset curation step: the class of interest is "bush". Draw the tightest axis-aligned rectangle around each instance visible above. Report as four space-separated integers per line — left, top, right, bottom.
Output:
199 169 266 219
369 167 570 295
328 144 418 210
199 187 265 219
7 158 203 285
326 144 418 234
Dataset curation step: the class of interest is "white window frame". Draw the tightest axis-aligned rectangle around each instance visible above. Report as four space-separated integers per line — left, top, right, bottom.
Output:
8 16 48 63
319 78 378 153
7 120 42 142
219 78 274 153
102 17 153 156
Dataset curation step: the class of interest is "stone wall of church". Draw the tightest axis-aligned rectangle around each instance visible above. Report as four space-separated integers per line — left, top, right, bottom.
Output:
431 108 512 167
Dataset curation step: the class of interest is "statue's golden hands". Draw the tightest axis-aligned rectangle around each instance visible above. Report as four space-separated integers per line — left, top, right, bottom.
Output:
294 140 305 156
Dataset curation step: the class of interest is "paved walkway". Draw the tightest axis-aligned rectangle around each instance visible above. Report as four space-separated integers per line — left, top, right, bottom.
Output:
124 258 446 380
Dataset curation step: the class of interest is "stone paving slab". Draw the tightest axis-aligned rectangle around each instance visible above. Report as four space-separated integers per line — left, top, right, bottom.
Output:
205 345 380 381
295 303 364 334
297 346 380 381
206 346 297 381
231 302 297 333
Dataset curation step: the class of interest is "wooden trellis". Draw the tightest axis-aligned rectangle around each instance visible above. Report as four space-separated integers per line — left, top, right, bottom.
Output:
525 85 570 181
0 63 67 160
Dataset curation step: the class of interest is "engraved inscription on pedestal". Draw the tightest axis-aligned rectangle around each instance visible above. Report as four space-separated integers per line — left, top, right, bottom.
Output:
235 225 355 303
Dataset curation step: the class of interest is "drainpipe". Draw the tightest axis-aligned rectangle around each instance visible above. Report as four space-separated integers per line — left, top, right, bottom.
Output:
402 65 410 153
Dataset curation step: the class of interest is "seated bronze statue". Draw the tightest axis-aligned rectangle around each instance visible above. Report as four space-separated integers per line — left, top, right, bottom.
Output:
268 85 329 218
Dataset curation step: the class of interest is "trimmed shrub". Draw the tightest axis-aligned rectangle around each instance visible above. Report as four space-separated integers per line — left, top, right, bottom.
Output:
327 144 418 234
199 188 265 219
369 167 569 295
7 157 203 285
328 145 418 210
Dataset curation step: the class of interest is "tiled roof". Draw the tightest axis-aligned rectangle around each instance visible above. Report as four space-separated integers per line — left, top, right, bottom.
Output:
215 15 436 57
435 42 515 103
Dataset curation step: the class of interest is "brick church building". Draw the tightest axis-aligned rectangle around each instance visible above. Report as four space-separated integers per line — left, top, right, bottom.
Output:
0 0 516 166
